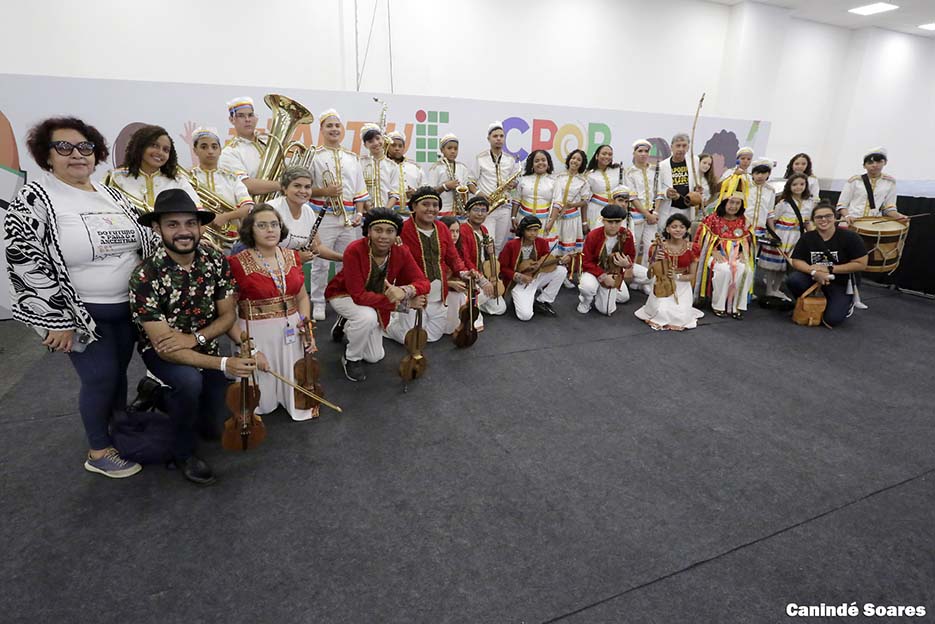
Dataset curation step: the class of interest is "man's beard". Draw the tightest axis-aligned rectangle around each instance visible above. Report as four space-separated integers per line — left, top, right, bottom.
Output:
163 233 200 254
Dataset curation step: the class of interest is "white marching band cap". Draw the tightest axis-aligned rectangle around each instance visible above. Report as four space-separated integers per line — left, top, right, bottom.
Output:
736 146 755 157
191 126 220 143
864 146 887 159
226 96 254 115
751 157 773 169
439 133 458 148
487 121 503 135
360 122 381 134
632 139 652 150
611 184 632 199
319 109 342 125
386 130 405 142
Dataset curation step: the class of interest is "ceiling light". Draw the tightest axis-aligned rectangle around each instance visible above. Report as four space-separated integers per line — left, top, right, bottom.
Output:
919 23 935 31
848 3 899 16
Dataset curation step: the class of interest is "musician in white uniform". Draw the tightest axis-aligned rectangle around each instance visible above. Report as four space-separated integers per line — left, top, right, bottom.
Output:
218 96 280 197
625 139 660 265
359 122 394 209
386 131 424 214
427 133 477 218
475 121 519 254
308 109 369 321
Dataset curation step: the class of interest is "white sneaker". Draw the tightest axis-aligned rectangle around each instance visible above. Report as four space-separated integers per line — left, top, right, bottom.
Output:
854 300 869 310
312 303 326 321
641 284 652 296
576 302 590 314
563 278 575 289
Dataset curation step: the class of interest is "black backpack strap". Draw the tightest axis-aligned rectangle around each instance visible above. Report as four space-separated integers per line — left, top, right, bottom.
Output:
788 197 805 235
861 173 877 214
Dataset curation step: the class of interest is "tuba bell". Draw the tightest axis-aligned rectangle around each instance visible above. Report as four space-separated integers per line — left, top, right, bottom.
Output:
253 94 315 203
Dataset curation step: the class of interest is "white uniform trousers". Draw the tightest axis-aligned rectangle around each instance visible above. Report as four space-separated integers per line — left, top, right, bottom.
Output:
444 291 490 333
385 299 448 344
478 291 507 316
578 265 648 316
710 260 752 313
511 266 567 321
486 207 513 254
630 218 657 265
328 296 385 363
309 213 361 306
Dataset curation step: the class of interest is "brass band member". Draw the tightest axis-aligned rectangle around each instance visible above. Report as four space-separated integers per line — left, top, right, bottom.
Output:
308 109 369 321
218 96 281 197
624 139 659 263
475 121 519 253
359 122 394 208
386 130 424 214
427 133 477 218
106 124 199 208
327 209 429 382
190 126 254 251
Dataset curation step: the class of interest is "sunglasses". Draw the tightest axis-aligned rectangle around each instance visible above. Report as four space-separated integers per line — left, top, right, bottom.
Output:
51 141 95 157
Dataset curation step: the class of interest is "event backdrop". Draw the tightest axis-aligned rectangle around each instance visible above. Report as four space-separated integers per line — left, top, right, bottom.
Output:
0 73 771 316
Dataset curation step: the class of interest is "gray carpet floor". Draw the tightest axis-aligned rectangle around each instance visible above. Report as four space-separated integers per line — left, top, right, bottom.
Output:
1 284 933 624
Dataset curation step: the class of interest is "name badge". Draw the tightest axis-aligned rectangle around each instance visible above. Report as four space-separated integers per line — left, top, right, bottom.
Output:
284 326 297 345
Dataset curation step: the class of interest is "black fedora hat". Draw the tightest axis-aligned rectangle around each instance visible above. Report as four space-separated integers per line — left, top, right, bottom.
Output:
138 188 215 227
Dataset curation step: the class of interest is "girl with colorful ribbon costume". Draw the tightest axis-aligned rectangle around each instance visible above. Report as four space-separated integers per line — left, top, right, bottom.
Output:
694 192 755 319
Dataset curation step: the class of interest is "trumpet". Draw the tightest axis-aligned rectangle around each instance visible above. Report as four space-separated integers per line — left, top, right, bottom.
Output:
322 169 352 227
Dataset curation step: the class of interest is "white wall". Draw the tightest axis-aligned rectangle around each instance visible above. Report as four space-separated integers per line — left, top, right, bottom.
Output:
1 0 932 194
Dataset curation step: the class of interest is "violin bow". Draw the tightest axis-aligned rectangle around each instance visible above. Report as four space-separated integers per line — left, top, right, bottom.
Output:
689 93 705 200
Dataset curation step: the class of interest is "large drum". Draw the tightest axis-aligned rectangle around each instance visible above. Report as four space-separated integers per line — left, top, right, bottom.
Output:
851 217 909 273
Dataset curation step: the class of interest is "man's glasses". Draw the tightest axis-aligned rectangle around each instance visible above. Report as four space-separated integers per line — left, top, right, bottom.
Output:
254 222 282 231
51 141 95 157
813 214 835 221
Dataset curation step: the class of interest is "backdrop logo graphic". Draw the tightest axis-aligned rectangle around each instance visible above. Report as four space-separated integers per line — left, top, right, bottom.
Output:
414 109 449 164
502 117 613 163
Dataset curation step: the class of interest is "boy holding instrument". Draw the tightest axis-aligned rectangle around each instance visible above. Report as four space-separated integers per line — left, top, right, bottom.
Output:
498 215 569 321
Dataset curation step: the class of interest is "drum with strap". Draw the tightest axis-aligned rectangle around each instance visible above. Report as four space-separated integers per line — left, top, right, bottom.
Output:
850 217 908 273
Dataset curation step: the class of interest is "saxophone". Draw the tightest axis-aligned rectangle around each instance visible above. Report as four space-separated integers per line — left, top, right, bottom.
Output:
444 158 469 216
486 167 522 212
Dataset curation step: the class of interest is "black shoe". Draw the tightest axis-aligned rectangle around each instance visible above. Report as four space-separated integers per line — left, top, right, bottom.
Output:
331 316 347 342
178 456 216 485
341 355 366 382
533 300 556 317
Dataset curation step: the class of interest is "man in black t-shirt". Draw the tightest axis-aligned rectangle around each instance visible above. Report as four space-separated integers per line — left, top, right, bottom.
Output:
787 201 868 327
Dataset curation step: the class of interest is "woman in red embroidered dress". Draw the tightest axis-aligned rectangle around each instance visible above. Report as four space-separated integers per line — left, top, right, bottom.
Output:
228 204 318 420
693 192 755 319
634 213 704 330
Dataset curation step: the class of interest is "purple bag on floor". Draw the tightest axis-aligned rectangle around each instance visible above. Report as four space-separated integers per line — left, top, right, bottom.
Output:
111 408 175 465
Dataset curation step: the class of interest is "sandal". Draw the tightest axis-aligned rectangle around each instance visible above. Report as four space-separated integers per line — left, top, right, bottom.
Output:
731 312 744 320
713 310 727 318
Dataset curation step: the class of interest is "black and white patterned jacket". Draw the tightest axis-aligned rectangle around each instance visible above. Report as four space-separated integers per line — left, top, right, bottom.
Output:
4 177 158 341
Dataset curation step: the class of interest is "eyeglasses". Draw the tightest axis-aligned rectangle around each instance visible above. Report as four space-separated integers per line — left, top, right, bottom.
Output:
469 206 488 213
254 222 281 231
50 141 95 156
813 214 835 221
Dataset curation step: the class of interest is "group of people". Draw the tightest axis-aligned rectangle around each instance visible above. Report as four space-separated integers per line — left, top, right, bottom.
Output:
3 95 907 485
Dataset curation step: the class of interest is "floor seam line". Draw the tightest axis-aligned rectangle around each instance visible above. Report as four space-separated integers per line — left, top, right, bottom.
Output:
539 465 935 623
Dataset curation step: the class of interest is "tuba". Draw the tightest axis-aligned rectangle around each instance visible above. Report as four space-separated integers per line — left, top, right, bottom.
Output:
176 165 241 251
253 94 315 203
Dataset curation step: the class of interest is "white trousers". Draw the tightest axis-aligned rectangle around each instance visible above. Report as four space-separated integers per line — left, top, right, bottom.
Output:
710 260 752 313
511 266 567 321
385 299 448 344
486 206 513 254
630 218 657 265
578 272 629 316
478 291 507 316
309 213 361 306
328 296 385 363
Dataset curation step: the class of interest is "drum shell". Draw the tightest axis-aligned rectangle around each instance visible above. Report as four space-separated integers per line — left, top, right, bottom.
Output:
851 217 908 273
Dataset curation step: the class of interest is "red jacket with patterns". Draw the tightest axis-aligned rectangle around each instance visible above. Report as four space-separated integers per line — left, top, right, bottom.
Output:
498 236 552 287
582 227 636 278
399 218 467 295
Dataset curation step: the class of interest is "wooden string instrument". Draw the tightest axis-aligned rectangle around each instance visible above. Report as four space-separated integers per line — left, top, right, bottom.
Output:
399 308 427 392
452 274 478 348
222 314 266 451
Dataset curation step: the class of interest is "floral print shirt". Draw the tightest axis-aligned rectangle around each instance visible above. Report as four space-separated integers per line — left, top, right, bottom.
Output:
130 246 234 355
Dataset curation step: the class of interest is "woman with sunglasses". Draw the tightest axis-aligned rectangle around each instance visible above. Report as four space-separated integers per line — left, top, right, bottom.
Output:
4 117 158 478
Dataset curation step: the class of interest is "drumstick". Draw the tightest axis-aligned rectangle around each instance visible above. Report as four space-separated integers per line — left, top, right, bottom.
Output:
870 213 929 225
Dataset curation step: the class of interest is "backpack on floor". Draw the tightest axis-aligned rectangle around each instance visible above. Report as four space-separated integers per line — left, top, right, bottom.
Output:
792 283 826 327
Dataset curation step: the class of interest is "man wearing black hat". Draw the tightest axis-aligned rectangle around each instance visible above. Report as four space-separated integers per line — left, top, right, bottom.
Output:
386 187 483 343
326 208 430 381
498 215 569 320
577 202 639 316
130 189 256 484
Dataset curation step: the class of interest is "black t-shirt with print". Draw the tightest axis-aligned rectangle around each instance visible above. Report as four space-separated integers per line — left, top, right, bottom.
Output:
791 228 867 288
670 159 689 209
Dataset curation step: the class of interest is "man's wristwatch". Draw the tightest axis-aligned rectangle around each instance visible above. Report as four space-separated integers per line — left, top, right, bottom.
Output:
194 331 207 347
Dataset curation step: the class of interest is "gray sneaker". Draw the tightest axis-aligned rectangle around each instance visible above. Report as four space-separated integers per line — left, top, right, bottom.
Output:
84 448 142 479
